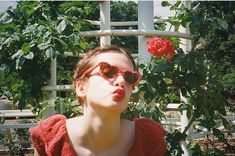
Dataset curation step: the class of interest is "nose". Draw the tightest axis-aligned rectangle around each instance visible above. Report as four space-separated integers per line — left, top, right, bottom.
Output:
113 74 125 88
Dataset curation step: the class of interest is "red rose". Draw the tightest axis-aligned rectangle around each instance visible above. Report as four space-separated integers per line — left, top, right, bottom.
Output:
164 40 175 62
147 37 175 62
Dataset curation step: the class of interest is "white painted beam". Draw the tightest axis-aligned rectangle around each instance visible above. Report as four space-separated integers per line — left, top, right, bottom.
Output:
79 29 192 39
86 19 167 26
100 1 111 46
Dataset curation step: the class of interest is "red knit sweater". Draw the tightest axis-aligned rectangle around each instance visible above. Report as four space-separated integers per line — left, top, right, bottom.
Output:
30 115 167 156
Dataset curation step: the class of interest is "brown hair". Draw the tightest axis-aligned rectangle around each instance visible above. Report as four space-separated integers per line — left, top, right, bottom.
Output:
73 45 136 85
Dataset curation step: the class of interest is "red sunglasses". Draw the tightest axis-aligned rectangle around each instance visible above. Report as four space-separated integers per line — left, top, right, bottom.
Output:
80 62 142 85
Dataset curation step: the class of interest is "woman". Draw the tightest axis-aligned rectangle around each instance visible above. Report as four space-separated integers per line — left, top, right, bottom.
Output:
30 46 167 156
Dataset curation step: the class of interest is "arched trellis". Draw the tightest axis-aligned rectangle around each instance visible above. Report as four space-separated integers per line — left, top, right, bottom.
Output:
42 1 192 155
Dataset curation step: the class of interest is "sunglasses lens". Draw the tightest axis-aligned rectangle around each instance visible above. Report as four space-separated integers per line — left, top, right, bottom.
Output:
99 62 139 85
124 71 138 84
100 63 117 78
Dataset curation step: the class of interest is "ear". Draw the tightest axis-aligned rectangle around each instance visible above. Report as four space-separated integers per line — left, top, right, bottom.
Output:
75 80 86 98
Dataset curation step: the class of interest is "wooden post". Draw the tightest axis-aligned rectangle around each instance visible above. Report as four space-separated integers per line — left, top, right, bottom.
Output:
180 1 192 156
100 1 111 46
138 1 154 62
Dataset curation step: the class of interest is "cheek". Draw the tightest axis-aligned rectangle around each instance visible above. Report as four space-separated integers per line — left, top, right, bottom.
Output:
126 88 133 99
87 76 108 87
85 77 109 95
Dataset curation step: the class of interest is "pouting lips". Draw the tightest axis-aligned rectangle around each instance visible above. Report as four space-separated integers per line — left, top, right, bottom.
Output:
113 88 125 101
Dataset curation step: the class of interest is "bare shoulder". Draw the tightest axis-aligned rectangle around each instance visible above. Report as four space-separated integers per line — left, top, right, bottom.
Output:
34 148 40 156
66 116 87 144
66 116 83 135
66 116 83 125
121 119 135 140
122 119 135 129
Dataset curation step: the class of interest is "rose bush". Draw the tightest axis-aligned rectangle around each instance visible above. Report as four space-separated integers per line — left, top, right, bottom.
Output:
129 34 234 155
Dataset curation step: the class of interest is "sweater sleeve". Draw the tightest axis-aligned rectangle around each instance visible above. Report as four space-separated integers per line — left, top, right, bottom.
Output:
29 115 68 156
128 118 167 156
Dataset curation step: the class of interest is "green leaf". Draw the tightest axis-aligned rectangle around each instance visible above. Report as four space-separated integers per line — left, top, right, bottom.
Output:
173 1 181 8
21 42 30 54
52 36 68 47
65 6 82 14
55 98 66 114
140 109 150 118
3 17 13 24
212 128 225 142
24 52 34 59
57 19 67 34
11 50 23 60
38 42 51 50
0 12 3 19
2 37 12 46
6 10 14 17
186 74 201 87
18 96 26 110
24 24 38 34
216 18 228 31
161 1 171 7
74 34 80 45
16 56 25 69
153 60 169 74
181 88 187 96
220 116 230 129
84 6 92 15
0 117 5 124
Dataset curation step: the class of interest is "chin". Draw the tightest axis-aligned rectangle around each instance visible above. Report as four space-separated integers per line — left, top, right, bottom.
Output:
104 101 128 113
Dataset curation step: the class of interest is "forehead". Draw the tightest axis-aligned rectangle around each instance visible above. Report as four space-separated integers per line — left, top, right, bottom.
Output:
92 52 134 70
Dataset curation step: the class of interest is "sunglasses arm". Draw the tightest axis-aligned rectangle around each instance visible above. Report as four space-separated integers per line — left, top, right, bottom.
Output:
80 64 100 78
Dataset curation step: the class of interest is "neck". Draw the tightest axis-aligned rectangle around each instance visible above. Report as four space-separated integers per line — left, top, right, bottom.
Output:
81 107 122 153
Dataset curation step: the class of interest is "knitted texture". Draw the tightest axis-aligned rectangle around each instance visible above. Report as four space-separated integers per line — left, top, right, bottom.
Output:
29 115 75 156
128 118 167 156
30 115 167 156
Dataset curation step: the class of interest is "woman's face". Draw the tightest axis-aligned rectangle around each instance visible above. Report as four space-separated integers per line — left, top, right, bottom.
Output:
79 52 135 113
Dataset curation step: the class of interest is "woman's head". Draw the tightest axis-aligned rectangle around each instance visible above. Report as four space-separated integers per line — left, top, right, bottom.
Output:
73 45 139 108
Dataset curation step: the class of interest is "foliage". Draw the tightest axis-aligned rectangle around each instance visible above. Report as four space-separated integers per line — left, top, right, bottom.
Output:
110 1 138 53
0 119 33 155
165 130 186 156
0 1 94 110
35 96 82 120
134 48 231 155
187 1 235 99
157 1 234 155
126 1 235 155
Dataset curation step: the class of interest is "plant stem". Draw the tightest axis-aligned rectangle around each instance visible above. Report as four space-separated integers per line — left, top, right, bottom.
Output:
183 115 195 134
